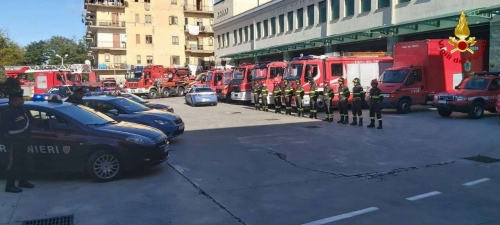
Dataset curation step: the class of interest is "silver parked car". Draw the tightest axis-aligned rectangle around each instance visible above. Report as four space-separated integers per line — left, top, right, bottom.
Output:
185 85 218 107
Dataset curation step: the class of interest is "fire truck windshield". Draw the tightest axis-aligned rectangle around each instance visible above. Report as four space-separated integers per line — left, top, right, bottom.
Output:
284 64 303 80
232 68 245 80
459 78 489 90
126 71 143 81
252 68 267 80
67 74 76 82
222 73 232 84
381 69 409 83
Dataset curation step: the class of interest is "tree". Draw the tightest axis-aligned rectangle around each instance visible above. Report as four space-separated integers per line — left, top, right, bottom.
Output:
44 36 88 65
0 29 24 66
23 40 49 65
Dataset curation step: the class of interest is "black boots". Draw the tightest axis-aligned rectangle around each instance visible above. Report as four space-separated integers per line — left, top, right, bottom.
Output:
337 115 344 123
350 117 357 125
5 180 34 193
367 119 382 129
377 120 382 129
19 180 35 188
343 116 349 124
358 118 363 126
308 113 317 119
329 116 333 122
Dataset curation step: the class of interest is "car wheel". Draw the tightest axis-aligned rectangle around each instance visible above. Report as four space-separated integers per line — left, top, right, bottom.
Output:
162 88 171 98
86 150 122 182
468 101 484 119
396 98 411 114
437 107 452 117
148 89 158 99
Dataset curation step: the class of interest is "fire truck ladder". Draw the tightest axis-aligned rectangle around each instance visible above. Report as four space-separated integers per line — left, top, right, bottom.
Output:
4 64 92 73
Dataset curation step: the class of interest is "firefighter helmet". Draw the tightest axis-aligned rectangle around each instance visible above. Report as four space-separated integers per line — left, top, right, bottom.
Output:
353 78 360 84
371 79 378 85
338 77 345 83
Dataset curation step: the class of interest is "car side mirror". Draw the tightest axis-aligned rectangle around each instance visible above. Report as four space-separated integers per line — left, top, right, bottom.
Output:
455 85 459 89
108 109 119 115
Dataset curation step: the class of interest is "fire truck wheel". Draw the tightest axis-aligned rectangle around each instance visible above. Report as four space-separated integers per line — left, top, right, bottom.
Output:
316 99 325 112
437 107 452 117
396 98 411 114
148 89 159 99
177 87 186 97
162 88 171 98
468 101 484 119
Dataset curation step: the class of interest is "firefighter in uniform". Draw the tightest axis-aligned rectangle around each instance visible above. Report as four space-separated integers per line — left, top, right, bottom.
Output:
323 79 334 122
350 78 365 126
260 82 269 112
308 80 319 119
337 78 350 124
1 89 35 193
273 81 282 113
252 80 261 110
294 80 305 117
284 80 294 115
367 79 383 129
65 87 85 105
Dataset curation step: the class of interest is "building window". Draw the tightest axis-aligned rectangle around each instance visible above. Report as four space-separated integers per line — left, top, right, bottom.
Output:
208 37 214 46
217 35 221 48
186 56 190 64
239 28 243 43
256 22 261 38
144 0 150 2
171 0 177 4
319 1 327 23
222 34 226 47
145 15 152 24
379 0 390 8
278 14 284 33
105 53 110 62
399 0 410 3
136 34 140 44
244 26 249 42
172 36 179 45
146 35 153 44
146 55 153 64
345 0 354 16
307 4 314 26
250 24 254 40
135 14 139 23
263 19 268 36
226 32 229 46
137 55 141 64
172 56 180 65
270 17 276 35
287 11 294 31
233 30 237 44
169 16 178 25
297 8 303 29
361 0 371 12
331 0 340 20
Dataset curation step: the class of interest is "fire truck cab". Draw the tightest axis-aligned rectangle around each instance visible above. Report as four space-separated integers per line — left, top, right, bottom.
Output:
230 63 255 102
250 61 287 105
215 70 234 101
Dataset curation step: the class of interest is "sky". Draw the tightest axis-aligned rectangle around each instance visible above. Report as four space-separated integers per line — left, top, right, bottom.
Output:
0 0 86 47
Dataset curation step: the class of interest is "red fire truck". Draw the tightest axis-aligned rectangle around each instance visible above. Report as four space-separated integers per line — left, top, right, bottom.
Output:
250 61 287 105
283 53 393 109
215 70 234 101
123 65 193 98
378 39 486 113
230 63 255 102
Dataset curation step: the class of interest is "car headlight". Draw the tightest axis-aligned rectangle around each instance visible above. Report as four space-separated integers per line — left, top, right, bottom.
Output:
454 96 467 101
154 119 173 125
125 135 155 145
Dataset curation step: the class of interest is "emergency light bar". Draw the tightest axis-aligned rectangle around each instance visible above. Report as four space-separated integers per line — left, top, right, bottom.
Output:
32 94 63 103
473 71 500 76
32 94 46 101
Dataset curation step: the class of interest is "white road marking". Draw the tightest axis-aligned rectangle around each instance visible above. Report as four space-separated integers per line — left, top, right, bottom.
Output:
406 191 442 201
301 207 379 225
463 178 490 186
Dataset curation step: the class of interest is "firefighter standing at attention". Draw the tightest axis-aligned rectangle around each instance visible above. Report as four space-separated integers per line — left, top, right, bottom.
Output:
284 80 294 115
367 79 383 129
260 82 269 112
273 81 282 114
308 79 319 119
252 80 261 110
323 79 334 122
294 80 305 117
337 78 350 124
350 78 365 126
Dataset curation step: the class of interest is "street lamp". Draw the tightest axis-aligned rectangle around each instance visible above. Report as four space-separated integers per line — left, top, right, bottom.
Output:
55 54 69 65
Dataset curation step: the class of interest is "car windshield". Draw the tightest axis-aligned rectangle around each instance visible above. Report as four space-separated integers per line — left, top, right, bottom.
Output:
283 64 303 80
111 98 151 113
122 93 147 104
232 68 245 80
47 87 61 94
54 104 116 126
103 82 116 87
222 73 232 84
460 78 489 90
195 74 205 81
195 88 213 93
252 68 267 80
381 69 409 83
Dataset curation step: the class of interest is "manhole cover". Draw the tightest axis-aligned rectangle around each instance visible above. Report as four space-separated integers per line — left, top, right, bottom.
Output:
23 215 74 225
463 155 500 163
231 112 242 114
265 119 279 121
302 125 321 129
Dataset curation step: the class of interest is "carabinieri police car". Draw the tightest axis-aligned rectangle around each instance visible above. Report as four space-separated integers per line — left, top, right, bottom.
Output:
0 95 169 182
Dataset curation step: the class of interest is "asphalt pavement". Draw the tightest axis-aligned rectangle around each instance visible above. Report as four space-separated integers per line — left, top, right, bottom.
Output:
1 98 500 225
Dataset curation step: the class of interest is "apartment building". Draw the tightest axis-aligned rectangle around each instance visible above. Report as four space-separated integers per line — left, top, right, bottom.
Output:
83 0 215 81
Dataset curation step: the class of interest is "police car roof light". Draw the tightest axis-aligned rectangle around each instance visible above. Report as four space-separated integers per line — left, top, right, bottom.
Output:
32 94 46 101
474 71 500 76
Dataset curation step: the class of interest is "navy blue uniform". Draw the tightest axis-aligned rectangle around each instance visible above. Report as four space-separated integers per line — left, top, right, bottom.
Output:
65 95 84 105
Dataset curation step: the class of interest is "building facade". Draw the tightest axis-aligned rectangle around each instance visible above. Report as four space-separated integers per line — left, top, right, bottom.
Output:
213 0 500 68
83 0 215 81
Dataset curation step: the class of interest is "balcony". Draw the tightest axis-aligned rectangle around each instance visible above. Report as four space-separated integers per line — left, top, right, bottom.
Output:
90 41 127 50
183 5 213 14
87 20 126 29
84 0 125 9
93 63 128 70
185 45 214 54
184 24 213 34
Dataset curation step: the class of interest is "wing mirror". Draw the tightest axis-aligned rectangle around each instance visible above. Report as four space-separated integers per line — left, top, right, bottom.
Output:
455 85 459 89
108 109 119 115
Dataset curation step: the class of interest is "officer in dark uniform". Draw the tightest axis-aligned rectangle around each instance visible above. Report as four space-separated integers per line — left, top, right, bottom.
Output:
1 89 35 193
284 80 293 115
260 82 269 112
323 79 334 122
350 78 365 126
367 79 383 129
273 81 282 114
336 78 350 124
294 80 305 117
308 80 319 119
252 80 261 110
65 86 85 105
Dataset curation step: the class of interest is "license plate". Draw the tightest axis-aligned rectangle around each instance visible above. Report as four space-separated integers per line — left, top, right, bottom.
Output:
438 100 447 104
179 124 184 130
